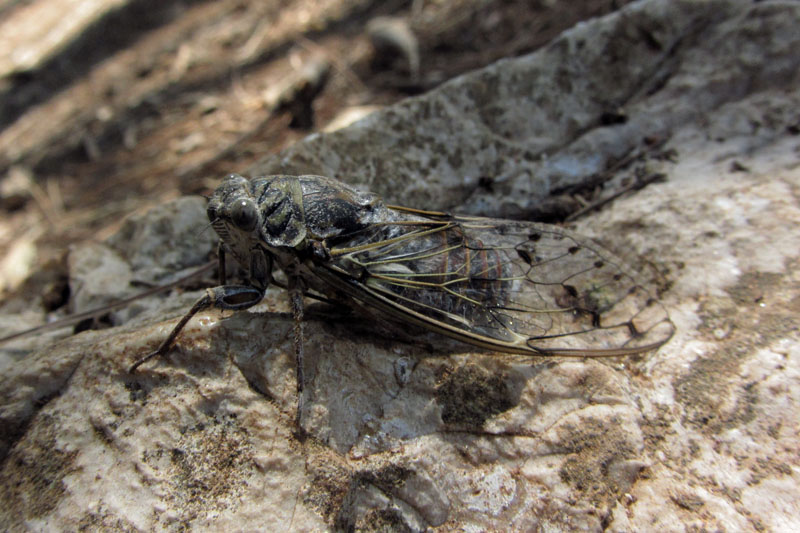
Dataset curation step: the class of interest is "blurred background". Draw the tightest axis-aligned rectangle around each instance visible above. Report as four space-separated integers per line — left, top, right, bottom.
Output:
0 0 631 310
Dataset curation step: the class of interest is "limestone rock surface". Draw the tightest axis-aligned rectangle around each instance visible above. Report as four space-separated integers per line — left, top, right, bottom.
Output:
2 0 799 531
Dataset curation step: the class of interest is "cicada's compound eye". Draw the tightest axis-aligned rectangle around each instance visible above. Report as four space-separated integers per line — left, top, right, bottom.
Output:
231 198 258 232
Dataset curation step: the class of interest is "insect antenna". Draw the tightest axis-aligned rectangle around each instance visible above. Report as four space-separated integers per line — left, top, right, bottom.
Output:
0 261 216 346
195 219 217 238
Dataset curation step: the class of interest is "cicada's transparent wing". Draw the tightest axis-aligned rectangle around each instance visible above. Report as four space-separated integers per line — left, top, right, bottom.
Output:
321 208 674 356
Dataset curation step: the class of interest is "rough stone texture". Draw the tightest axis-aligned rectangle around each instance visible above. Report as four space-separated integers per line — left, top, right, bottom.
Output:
2 0 800 531
251 0 797 220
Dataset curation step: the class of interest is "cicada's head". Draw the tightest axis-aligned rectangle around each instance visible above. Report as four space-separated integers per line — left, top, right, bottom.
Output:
206 174 307 264
206 174 260 267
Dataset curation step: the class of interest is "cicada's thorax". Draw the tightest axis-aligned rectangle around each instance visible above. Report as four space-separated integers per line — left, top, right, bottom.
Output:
251 174 388 260
207 174 389 286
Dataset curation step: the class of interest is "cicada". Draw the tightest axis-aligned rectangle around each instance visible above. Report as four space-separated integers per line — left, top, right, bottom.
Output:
131 174 674 427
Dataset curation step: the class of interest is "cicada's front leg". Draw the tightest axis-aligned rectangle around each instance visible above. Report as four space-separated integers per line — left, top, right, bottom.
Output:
129 245 272 373
128 285 265 373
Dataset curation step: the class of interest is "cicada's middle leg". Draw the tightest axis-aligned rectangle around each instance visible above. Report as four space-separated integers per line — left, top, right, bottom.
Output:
283 261 309 440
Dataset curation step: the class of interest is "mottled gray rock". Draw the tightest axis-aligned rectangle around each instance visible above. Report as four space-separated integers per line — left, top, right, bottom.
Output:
252 0 798 221
2 0 800 531
104 196 217 284
0 196 216 369
68 242 134 315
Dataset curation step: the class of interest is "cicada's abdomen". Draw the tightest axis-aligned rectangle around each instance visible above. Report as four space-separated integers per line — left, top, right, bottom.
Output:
436 229 511 310
355 224 517 339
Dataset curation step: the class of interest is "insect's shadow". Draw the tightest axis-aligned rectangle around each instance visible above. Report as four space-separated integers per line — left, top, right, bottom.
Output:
193 303 530 455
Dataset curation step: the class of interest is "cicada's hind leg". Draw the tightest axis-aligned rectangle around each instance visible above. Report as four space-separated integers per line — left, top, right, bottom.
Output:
287 270 307 440
128 285 264 373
